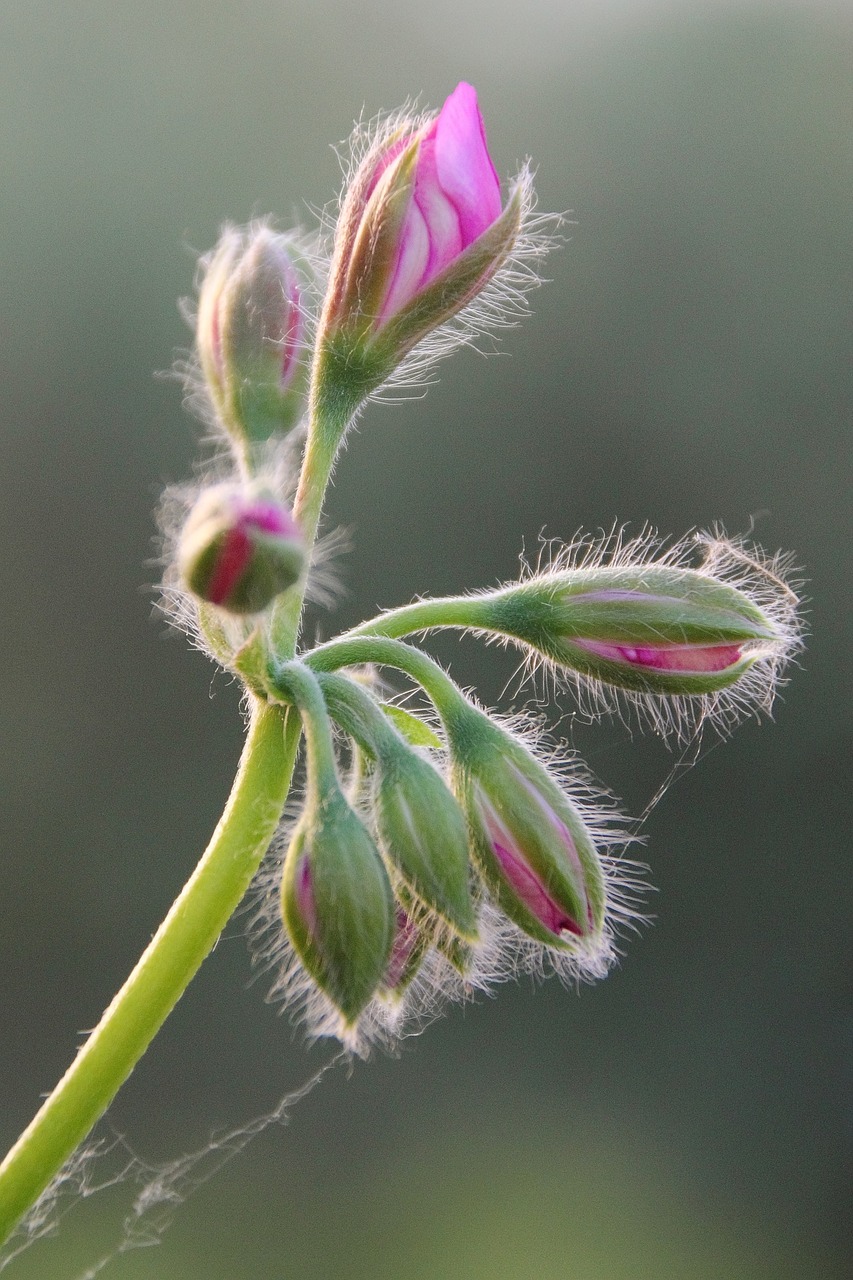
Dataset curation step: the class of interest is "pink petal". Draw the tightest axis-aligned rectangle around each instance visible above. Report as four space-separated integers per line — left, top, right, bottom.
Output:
576 639 744 674
434 82 502 245
380 193 430 321
411 135 463 282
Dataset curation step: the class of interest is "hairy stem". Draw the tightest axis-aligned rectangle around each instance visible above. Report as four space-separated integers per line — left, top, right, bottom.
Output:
0 701 299 1247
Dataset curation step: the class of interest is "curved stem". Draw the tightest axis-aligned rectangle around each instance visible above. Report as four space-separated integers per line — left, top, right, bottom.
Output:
342 593 497 641
0 701 300 1247
303 636 472 731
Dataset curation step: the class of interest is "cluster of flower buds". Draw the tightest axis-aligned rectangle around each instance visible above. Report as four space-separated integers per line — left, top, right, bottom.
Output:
267 657 628 1045
161 84 801 1051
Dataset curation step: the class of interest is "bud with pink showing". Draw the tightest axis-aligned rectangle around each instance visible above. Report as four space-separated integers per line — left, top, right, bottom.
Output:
478 534 802 736
317 82 534 406
196 223 310 448
178 483 305 615
281 789 396 1028
445 703 610 962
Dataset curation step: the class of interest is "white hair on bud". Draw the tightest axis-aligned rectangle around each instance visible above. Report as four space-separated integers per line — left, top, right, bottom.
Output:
512 523 805 745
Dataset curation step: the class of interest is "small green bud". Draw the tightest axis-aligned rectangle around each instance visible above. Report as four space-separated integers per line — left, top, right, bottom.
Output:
374 744 477 940
177 484 305 616
281 789 395 1027
196 223 310 447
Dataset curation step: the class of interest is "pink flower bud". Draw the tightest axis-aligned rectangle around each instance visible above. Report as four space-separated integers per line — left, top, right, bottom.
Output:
178 484 305 615
318 83 528 401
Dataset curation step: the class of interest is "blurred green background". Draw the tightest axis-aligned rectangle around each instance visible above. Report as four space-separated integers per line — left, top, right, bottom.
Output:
0 1 849 1276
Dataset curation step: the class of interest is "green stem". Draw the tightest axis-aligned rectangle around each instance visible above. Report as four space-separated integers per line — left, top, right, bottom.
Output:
274 662 339 799
0 337 361 1248
303 636 471 731
343 593 495 641
269 375 356 659
0 701 299 1248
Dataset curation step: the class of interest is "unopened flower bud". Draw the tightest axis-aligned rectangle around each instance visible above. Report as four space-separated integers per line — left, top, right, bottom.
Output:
317 82 524 404
281 791 395 1026
490 564 783 697
178 484 304 615
449 712 606 950
374 745 477 940
196 223 309 446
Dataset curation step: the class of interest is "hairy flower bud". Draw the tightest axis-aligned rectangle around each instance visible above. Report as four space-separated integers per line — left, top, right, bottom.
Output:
281 790 395 1026
490 563 782 696
448 711 607 951
374 745 477 940
196 223 309 446
178 484 304 615
317 82 525 404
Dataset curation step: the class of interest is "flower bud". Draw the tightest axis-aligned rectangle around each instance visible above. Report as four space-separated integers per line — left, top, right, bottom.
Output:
317 82 524 402
178 484 305 615
281 791 395 1026
374 745 477 940
449 713 606 950
196 223 309 446
490 564 782 697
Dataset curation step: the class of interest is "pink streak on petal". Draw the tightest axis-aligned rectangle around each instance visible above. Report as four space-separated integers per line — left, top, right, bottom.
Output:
295 853 317 936
575 638 744 673
207 526 252 606
280 275 303 387
380 195 431 320
411 135 463 281
434 82 502 245
489 834 582 937
482 805 583 939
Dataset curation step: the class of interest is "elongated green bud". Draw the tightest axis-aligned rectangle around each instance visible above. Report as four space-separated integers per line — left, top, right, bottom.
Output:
315 673 476 939
489 564 783 697
281 789 395 1027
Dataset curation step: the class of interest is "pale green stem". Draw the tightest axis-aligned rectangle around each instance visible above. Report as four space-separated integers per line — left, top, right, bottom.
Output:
342 593 495 641
303 636 473 732
0 359 360 1247
0 701 300 1247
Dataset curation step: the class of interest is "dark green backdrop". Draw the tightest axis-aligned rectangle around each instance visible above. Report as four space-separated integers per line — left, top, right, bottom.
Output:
1 2 849 1276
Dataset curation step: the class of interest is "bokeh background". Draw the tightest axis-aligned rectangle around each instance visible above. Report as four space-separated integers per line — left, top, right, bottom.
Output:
0 1 850 1276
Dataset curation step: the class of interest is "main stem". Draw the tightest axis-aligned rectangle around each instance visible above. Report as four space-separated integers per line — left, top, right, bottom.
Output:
0 701 298 1246
0 386 353 1247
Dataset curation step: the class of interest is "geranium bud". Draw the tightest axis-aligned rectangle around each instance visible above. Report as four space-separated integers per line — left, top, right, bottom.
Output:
449 713 606 950
281 791 395 1026
178 484 304 615
374 745 477 940
317 82 524 403
196 223 309 446
488 564 782 697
